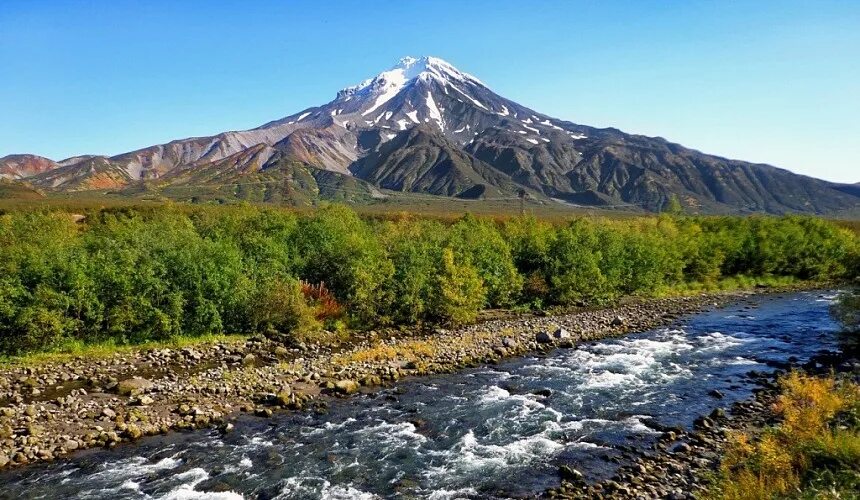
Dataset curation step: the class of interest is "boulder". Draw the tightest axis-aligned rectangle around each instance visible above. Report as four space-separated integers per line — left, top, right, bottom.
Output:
103 377 119 391
559 464 584 483
116 377 154 396
124 424 143 440
0 424 13 439
553 327 571 339
133 395 155 406
333 379 360 395
693 416 714 430
611 316 625 326
672 442 692 454
274 387 293 406
535 331 553 344
181 348 202 361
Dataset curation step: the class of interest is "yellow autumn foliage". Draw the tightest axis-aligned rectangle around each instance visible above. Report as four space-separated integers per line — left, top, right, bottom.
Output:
707 372 859 500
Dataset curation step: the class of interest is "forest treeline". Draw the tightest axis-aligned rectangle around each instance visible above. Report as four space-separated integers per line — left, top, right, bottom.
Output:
1 204 858 355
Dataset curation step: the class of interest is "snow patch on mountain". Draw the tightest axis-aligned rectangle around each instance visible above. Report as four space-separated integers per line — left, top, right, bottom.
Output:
450 84 488 110
425 91 444 130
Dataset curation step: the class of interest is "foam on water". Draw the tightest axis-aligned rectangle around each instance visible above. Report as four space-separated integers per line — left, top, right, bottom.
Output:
423 428 564 484
426 487 479 500
319 484 379 500
278 477 379 500
119 479 140 491
304 418 357 436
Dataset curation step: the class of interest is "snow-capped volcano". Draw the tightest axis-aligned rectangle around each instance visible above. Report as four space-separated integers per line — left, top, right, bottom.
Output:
3 56 858 215
271 54 576 147
335 56 486 127
339 56 485 101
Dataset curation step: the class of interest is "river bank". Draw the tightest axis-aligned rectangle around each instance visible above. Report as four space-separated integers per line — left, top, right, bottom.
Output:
543 304 859 500
545 350 860 499
0 287 768 471
0 287 848 499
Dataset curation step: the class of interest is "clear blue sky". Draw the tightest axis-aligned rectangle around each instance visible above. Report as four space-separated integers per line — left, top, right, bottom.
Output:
1 0 858 183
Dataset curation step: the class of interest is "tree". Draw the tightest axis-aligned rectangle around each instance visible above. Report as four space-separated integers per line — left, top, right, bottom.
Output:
433 248 485 325
664 194 683 215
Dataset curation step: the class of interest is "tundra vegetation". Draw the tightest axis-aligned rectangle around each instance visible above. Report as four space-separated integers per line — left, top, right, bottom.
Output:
706 372 860 500
0 203 857 356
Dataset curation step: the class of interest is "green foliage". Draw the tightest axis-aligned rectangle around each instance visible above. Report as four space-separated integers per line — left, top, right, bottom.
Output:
448 215 522 307
292 205 394 326
832 289 860 334
548 219 609 303
381 218 447 324
663 194 683 215
251 277 320 337
433 248 486 325
0 203 857 355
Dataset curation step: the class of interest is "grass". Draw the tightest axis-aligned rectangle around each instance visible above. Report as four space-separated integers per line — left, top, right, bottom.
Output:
706 372 860 500
654 275 807 297
332 339 438 365
0 333 249 366
0 188 639 221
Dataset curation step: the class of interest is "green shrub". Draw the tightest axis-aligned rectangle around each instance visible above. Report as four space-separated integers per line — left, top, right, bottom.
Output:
0 204 857 356
433 248 485 325
547 219 608 304
251 277 320 338
448 215 522 307
292 205 394 326
381 218 447 324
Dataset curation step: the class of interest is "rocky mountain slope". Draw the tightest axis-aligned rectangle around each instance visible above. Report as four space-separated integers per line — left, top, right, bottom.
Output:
0 154 59 180
2 56 857 214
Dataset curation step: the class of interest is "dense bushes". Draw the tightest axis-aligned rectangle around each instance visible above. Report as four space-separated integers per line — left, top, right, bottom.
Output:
706 372 860 499
0 204 857 355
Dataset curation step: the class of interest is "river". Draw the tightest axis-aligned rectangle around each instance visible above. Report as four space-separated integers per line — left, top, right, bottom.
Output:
0 291 842 499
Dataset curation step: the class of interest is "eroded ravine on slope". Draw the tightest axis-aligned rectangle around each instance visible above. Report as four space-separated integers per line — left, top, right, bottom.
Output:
0 291 841 499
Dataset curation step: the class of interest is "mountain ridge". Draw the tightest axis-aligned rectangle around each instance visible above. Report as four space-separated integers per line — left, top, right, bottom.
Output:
2 56 857 215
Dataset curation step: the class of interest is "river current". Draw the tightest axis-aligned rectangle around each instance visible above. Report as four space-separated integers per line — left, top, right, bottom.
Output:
0 291 842 499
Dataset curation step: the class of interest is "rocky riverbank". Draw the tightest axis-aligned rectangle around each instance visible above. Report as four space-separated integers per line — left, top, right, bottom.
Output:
544 347 860 499
0 290 755 471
